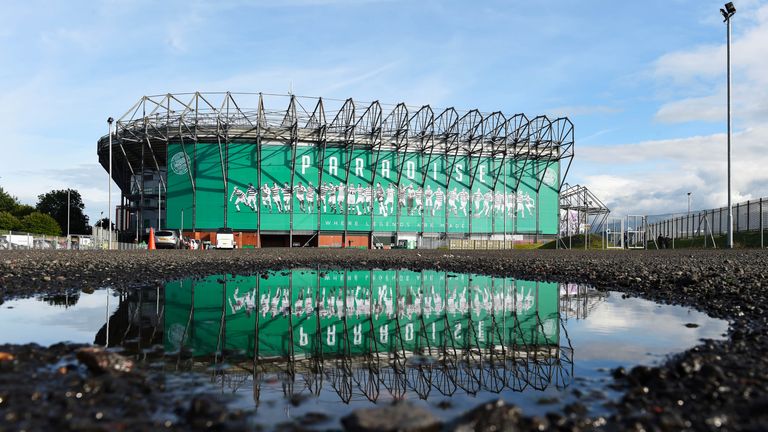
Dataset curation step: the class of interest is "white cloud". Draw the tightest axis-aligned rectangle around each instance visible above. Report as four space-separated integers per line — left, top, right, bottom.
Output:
2 0 766 225
654 44 724 84
571 3 768 216
218 0 398 6
164 6 204 53
0 58 459 225
653 3 768 124
578 126 768 215
575 293 728 363
654 93 724 123
578 128 618 144
546 105 623 117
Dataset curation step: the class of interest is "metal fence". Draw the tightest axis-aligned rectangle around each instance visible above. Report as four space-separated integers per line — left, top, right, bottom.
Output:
0 230 146 250
645 197 768 248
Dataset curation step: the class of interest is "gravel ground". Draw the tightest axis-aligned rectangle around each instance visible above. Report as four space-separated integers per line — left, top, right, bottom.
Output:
1 248 767 431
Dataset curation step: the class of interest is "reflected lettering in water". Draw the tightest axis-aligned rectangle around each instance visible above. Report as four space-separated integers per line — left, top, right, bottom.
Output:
100 269 585 406
0 271 728 421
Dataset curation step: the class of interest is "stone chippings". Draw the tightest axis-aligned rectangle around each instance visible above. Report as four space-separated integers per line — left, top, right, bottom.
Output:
0 343 249 431
341 402 441 432
0 248 767 431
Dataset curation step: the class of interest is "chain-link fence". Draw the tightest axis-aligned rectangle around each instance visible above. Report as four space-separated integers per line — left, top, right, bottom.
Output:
0 230 146 250
645 197 767 248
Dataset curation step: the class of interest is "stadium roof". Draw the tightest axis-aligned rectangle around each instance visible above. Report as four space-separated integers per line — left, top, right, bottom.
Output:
98 92 574 196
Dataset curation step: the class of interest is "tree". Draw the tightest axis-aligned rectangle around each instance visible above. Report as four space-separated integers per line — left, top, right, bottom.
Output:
94 217 115 231
11 204 35 219
0 186 18 213
0 211 21 231
21 212 62 236
36 189 89 235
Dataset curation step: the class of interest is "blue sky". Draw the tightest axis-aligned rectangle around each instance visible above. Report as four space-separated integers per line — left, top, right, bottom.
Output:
1 0 766 224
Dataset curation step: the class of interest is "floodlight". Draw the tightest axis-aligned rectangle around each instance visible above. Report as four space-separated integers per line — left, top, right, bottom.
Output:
721 2 736 20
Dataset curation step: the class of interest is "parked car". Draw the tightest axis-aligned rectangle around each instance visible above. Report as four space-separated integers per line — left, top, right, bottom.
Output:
155 230 181 249
216 227 235 249
33 239 54 249
1 234 32 249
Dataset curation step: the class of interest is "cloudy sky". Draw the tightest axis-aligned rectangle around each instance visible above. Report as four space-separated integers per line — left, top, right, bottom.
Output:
0 0 766 223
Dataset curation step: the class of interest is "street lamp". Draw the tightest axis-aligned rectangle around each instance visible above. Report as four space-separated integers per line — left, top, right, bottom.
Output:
67 189 71 250
158 181 162 231
107 117 114 250
180 205 194 249
181 205 193 235
721 2 735 248
687 192 692 238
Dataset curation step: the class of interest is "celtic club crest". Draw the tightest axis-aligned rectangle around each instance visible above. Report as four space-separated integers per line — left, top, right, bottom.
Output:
542 168 557 187
170 152 190 175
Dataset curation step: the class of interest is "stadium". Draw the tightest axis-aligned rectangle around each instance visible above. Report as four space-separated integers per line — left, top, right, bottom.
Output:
97 92 573 248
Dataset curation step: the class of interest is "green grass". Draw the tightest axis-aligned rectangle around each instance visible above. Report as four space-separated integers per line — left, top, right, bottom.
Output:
539 234 605 250
651 230 766 249
538 230 767 250
512 243 545 249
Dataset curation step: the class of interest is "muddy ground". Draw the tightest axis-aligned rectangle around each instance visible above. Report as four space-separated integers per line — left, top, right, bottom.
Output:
0 248 767 431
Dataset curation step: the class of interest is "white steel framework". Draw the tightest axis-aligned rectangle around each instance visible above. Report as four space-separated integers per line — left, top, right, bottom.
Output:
97 92 575 242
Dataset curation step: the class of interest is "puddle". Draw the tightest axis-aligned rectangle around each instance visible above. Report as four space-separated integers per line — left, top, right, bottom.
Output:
0 270 729 427
0 289 118 345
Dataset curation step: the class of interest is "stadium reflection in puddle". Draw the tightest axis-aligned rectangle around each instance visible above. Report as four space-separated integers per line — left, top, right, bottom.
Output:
89 269 728 420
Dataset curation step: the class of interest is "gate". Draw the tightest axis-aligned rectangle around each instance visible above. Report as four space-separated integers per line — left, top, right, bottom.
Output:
604 217 624 249
625 215 646 249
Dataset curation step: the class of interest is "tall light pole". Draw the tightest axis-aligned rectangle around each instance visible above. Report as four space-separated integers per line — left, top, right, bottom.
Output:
687 192 692 237
721 2 736 248
67 189 71 250
67 189 72 249
107 117 114 250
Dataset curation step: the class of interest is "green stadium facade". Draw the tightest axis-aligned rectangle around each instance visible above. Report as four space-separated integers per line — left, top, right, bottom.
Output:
97 93 573 248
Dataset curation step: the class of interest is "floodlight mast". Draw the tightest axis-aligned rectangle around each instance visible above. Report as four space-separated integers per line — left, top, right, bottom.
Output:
108 116 114 250
721 3 735 249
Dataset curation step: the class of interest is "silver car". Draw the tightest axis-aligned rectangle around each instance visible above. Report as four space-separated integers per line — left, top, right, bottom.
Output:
155 230 180 249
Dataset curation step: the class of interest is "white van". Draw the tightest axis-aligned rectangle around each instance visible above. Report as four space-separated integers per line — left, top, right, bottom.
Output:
216 227 235 249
